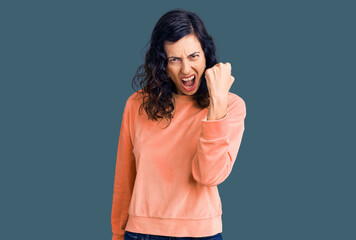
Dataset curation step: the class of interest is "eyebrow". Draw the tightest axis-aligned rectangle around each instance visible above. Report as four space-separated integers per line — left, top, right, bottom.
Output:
167 52 200 59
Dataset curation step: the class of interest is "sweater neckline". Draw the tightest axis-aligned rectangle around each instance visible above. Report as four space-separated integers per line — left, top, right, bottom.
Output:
172 92 195 101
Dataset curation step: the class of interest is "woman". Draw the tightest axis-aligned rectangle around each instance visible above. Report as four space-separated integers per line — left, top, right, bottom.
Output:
111 8 246 240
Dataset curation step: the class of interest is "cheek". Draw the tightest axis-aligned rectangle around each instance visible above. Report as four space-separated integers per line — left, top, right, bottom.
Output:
197 64 206 75
166 66 177 76
165 68 173 79
198 59 206 70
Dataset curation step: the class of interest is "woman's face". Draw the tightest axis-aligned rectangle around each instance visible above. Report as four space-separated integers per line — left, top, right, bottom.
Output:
164 33 206 95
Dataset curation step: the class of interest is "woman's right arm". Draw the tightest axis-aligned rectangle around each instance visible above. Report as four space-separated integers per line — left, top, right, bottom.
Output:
111 99 136 240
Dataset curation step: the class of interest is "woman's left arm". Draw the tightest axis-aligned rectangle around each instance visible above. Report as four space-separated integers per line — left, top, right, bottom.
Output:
191 95 246 186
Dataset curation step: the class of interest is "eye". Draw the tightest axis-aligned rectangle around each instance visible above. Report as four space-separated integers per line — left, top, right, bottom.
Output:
191 54 199 58
169 58 178 62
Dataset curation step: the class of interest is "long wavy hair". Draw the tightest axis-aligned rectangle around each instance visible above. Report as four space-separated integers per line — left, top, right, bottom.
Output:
131 8 219 127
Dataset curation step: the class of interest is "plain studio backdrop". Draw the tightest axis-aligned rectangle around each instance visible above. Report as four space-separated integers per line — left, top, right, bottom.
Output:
0 0 355 239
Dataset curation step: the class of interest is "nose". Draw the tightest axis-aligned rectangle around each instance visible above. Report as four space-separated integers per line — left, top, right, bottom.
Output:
180 59 192 75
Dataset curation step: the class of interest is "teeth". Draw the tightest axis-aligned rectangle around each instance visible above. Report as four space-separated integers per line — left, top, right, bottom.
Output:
182 75 195 81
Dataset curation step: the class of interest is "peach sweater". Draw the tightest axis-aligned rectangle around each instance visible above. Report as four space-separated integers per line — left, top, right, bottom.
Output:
111 90 246 240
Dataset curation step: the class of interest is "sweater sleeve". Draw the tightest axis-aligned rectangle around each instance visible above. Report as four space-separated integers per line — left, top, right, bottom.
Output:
192 96 246 186
111 99 136 240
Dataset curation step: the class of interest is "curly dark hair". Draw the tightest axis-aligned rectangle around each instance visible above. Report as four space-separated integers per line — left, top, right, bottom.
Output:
131 8 219 127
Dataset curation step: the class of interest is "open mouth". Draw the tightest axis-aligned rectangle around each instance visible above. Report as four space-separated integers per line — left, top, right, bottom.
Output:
181 75 195 89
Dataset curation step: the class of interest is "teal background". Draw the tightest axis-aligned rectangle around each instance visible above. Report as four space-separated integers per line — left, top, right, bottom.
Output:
1 0 355 239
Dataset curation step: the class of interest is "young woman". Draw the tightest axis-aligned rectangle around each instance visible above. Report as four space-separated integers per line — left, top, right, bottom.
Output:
111 8 246 240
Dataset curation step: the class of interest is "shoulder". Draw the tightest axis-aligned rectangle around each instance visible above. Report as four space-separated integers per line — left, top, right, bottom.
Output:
127 89 143 101
121 89 146 115
124 89 145 106
126 89 146 102
227 92 247 119
228 91 246 107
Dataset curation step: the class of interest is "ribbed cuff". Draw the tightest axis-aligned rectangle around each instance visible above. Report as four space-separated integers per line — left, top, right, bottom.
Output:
112 233 124 240
200 113 229 140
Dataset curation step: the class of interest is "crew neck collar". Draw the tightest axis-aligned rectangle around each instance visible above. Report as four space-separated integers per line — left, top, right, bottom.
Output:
172 92 195 101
